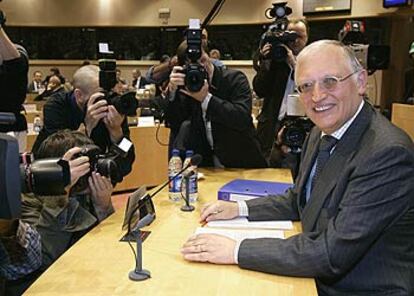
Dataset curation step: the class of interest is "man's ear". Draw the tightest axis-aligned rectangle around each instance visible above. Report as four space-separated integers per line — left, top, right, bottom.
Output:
73 89 83 104
357 69 368 96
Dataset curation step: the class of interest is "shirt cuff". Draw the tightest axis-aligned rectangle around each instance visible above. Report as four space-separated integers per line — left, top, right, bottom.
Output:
201 93 212 113
233 239 242 264
237 201 249 217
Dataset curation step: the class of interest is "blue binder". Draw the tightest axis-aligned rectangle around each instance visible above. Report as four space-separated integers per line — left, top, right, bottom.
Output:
217 179 293 201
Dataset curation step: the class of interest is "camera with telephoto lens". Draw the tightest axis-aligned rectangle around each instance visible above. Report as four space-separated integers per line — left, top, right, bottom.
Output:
98 44 138 116
280 117 313 153
259 2 298 61
1 113 71 219
182 19 207 92
72 144 123 192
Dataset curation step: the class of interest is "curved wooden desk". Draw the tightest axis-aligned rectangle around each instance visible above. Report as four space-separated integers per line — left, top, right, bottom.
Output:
25 168 317 296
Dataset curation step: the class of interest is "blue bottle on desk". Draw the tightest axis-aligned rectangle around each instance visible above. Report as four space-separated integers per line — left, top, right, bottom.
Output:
168 149 182 202
182 150 198 203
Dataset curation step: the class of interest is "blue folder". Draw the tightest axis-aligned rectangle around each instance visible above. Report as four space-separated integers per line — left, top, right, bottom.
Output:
217 179 293 202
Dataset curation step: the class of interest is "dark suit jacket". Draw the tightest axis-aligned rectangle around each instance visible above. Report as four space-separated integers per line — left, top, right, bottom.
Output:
253 60 291 155
166 65 267 168
27 81 42 93
239 102 414 295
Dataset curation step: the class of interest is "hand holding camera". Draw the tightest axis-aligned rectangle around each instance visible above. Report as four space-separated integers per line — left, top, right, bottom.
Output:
88 171 114 220
103 105 125 143
169 66 186 92
62 147 90 191
84 92 108 135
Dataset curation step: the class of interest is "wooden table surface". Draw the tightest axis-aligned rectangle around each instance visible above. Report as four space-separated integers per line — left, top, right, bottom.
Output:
25 168 317 296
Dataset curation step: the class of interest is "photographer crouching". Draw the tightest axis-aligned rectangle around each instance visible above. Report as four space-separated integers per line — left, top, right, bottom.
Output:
31 65 135 181
253 3 309 176
5 130 115 295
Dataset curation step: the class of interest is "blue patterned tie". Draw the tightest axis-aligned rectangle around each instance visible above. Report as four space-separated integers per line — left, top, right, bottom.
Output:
311 135 338 194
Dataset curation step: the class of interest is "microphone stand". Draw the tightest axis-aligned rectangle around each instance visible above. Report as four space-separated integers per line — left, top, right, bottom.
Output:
129 228 151 281
127 202 153 281
180 174 194 212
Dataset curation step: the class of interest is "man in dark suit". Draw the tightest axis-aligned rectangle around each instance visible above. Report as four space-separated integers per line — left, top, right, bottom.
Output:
253 19 308 167
166 41 267 168
182 40 414 295
27 70 44 93
131 69 148 89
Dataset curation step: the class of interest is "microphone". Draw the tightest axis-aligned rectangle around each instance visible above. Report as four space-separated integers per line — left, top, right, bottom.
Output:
127 153 203 232
125 153 202 281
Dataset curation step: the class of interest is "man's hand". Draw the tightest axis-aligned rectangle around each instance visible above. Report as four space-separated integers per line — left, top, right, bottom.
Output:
168 66 185 92
181 234 236 264
84 92 108 136
62 147 90 190
88 172 114 221
260 43 272 58
103 105 124 143
180 80 209 103
200 201 239 223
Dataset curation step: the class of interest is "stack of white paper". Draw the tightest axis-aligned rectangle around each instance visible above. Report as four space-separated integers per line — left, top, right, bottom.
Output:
195 227 284 240
206 217 293 230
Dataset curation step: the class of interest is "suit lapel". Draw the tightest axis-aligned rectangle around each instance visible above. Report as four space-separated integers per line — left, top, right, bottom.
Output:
296 130 321 208
301 102 374 232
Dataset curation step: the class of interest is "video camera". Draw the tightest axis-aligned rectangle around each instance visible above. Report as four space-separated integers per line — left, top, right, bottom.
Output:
1 113 71 219
280 94 313 153
338 20 390 73
97 43 138 116
259 2 298 61
72 144 123 192
182 19 207 92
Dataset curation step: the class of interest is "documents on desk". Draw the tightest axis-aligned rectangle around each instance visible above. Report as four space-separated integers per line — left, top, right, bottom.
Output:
206 217 293 230
195 227 285 240
194 217 292 240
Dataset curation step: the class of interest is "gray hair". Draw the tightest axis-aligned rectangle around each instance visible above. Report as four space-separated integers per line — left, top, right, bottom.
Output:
72 65 99 95
296 40 363 78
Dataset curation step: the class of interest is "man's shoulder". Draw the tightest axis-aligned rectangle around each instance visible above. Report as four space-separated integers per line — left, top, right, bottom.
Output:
218 67 248 83
45 91 71 108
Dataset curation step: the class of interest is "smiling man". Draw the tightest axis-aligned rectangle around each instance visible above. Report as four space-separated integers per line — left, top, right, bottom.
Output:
181 40 414 295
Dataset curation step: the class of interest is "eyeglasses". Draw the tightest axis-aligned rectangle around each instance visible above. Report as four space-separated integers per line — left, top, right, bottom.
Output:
296 70 360 95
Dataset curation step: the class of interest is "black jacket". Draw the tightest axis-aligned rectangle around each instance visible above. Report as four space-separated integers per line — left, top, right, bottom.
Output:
253 59 291 155
32 91 135 178
0 53 28 132
166 65 267 168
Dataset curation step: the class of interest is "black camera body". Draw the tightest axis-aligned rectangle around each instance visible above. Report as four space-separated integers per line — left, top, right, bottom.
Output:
98 54 138 116
183 25 207 92
281 116 314 153
260 2 298 61
74 144 122 192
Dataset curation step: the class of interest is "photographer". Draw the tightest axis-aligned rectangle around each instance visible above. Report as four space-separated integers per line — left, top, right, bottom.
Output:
1 219 41 295
253 18 309 170
7 130 115 295
166 40 267 168
31 65 135 179
0 11 29 153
